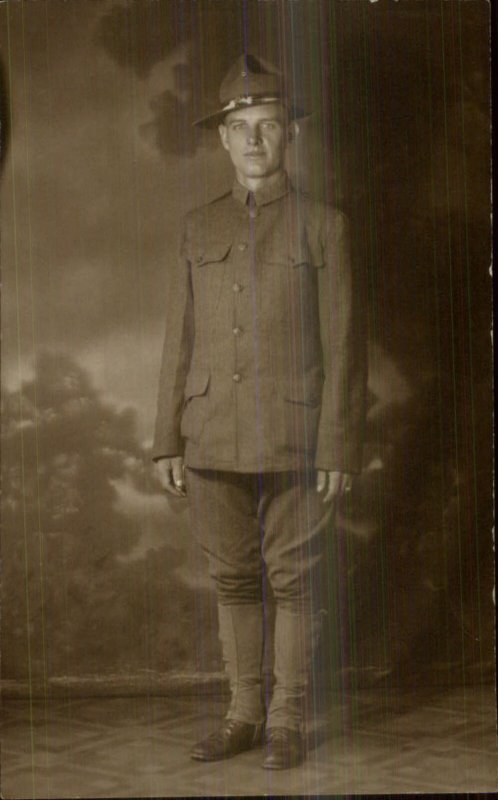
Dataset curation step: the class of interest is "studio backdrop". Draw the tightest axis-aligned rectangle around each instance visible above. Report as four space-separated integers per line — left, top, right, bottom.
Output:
1 0 493 695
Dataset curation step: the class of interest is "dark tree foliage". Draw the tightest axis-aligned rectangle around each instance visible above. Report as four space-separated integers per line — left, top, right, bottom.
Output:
1 352 217 680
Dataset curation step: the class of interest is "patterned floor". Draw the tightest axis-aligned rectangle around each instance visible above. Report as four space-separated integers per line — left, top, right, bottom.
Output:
1 685 496 797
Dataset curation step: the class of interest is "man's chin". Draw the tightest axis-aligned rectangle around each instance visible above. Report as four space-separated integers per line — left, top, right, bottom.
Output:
240 165 269 178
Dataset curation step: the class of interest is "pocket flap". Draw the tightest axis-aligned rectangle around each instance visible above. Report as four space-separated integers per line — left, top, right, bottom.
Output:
266 239 324 268
191 242 232 267
184 370 210 400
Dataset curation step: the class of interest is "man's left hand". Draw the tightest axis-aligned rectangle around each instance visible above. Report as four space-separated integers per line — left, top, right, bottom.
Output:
316 470 353 503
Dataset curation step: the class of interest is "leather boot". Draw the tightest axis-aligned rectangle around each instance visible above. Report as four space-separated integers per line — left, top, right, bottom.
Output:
190 603 265 761
217 602 265 725
267 605 322 734
190 719 264 761
262 727 304 769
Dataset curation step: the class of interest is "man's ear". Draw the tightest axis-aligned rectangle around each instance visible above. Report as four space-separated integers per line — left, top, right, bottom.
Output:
219 124 229 151
287 121 299 144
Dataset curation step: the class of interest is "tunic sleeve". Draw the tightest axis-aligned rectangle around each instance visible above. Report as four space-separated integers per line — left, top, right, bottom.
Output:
151 217 194 460
314 210 368 473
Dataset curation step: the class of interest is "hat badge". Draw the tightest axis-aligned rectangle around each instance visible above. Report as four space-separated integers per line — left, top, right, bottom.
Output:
192 53 309 128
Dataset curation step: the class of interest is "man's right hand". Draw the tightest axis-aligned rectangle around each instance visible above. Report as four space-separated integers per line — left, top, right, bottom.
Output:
154 456 186 497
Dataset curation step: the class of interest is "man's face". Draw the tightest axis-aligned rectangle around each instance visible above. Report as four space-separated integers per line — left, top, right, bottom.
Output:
218 103 291 185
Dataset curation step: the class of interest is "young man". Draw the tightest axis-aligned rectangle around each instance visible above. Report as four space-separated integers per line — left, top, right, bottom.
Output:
153 54 367 769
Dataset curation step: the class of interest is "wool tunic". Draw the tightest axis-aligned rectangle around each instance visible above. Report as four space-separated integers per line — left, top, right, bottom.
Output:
153 173 367 473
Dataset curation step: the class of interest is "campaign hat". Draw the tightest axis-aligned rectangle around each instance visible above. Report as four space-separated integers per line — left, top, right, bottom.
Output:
193 53 309 128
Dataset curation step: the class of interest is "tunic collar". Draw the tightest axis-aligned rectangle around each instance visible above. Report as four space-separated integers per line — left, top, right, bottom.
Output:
232 172 290 207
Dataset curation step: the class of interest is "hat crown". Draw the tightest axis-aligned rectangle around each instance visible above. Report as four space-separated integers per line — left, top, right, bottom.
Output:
219 54 284 106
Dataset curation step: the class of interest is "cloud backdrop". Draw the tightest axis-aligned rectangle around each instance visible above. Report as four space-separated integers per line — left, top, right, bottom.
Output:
1 0 493 687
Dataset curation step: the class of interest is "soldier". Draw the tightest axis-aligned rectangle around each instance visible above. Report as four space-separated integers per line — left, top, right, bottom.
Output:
153 54 367 770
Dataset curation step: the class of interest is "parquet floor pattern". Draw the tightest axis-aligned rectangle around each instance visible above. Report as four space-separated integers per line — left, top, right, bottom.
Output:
2 686 496 797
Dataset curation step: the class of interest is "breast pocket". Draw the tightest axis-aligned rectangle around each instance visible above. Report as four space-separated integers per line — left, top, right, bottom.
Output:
189 242 232 320
180 370 210 444
263 237 324 326
264 233 324 269
191 242 232 268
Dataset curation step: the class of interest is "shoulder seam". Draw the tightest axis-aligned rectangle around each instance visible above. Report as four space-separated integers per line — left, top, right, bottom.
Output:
187 190 232 216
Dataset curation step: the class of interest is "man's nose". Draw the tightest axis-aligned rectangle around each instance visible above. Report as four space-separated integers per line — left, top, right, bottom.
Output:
246 127 261 144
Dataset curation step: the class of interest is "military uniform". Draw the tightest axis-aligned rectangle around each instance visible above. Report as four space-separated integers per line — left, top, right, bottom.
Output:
152 174 365 472
153 54 367 768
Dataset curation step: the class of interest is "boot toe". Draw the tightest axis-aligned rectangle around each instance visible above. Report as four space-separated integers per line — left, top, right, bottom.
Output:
262 727 304 770
190 720 263 762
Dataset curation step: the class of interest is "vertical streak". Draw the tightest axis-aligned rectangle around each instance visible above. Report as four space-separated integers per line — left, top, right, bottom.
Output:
364 3 390 707
287 4 316 770
126 0 153 713
6 1 36 795
456 0 486 688
439 0 466 687
424 4 449 672
326 0 356 759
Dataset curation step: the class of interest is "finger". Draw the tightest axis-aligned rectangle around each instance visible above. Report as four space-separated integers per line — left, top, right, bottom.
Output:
163 480 182 497
172 460 186 494
323 483 337 503
323 474 341 504
157 466 184 498
165 480 186 498
316 470 326 493
154 460 173 485
341 474 353 495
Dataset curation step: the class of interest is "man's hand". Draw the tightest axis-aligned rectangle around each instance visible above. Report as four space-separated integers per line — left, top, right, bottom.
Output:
154 456 186 497
316 470 353 503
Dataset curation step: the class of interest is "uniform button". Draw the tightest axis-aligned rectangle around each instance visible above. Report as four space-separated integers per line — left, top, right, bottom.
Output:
249 208 259 219
196 255 204 263
232 326 242 336
232 373 242 383
232 282 243 293
237 242 248 251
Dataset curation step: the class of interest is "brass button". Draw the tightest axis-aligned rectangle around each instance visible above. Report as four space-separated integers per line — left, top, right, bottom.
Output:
232 373 242 383
232 282 243 293
238 242 248 251
232 326 242 336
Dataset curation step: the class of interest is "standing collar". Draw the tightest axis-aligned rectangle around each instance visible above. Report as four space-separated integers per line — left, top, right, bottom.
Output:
232 172 290 207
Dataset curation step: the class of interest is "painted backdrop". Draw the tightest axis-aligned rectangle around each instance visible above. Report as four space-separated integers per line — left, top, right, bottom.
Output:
1 0 493 692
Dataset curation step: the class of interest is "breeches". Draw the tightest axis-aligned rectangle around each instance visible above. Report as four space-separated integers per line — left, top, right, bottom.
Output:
185 469 332 609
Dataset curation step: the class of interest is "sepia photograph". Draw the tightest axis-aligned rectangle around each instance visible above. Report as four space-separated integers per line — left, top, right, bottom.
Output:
0 0 496 797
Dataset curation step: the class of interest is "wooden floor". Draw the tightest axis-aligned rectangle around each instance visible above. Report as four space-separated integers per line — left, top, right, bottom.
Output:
1 685 496 797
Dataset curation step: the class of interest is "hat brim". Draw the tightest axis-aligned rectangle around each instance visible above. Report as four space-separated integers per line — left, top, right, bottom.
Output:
193 101 311 129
